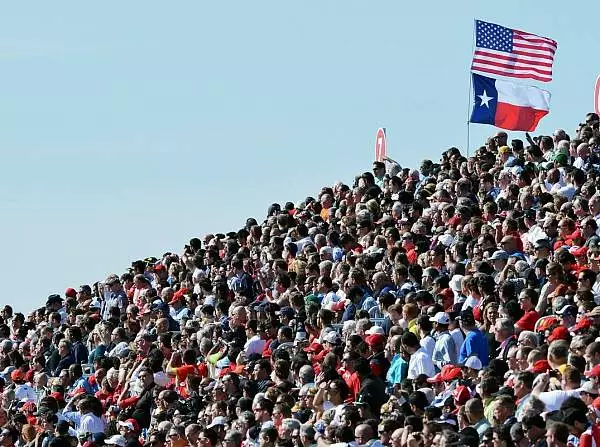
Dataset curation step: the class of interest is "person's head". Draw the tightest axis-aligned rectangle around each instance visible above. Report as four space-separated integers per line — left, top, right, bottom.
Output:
494 318 514 343
198 428 219 447
545 422 569 447
259 427 278 447
464 398 484 424
513 371 534 399
354 424 374 446
222 430 243 447
521 414 546 444
493 395 515 425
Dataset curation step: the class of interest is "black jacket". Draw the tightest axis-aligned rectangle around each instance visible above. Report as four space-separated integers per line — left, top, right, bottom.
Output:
131 383 155 429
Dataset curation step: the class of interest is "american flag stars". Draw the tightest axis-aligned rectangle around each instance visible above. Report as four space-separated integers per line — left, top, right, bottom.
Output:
476 20 512 52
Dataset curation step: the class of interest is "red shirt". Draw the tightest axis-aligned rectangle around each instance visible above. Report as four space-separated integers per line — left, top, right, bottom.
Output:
516 310 539 332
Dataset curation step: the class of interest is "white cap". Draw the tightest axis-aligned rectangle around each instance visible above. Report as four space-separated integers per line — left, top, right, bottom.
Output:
464 356 483 370
105 436 127 447
365 326 385 336
323 331 342 345
429 312 450 325
207 416 228 429
438 234 455 247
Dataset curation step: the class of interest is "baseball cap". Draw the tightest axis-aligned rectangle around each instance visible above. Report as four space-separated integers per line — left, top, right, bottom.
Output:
65 288 77 298
488 250 509 261
456 310 475 325
556 305 577 317
453 385 470 405
440 365 462 382
117 419 140 433
464 356 483 370
303 342 323 354
365 334 385 346
207 416 227 429
276 307 295 318
45 294 63 306
581 381 599 395
426 373 443 384
585 364 600 378
323 332 342 345
547 326 570 342
429 312 450 325
105 436 127 447
365 326 385 336
571 317 593 333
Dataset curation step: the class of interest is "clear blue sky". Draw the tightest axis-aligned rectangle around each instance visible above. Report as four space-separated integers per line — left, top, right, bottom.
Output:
1 1 597 313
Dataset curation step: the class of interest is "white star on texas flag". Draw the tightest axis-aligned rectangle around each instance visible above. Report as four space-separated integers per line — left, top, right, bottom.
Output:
478 90 494 108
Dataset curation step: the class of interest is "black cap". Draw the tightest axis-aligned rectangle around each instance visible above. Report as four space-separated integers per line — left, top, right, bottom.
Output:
456 309 475 325
46 294 63 306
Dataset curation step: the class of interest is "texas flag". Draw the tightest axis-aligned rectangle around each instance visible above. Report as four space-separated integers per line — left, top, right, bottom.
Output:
470 73 550 131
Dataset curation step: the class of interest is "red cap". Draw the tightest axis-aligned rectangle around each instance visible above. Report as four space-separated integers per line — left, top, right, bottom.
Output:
547 326 570 342
571 317 593 333
536 316 559 333
592 396 600 411
49 391 64 402
169 288 189 305
11 370 24 382
530 360 551 374
453 385 470 405
585 364 600 378
303 342 323 354
571 246 588 258
25 370 34 383
65 288 77 298
153 264 166 273
426 373 443 384
365 334 385 347
441 365 462 382
438 288 454 303
82 442 96 447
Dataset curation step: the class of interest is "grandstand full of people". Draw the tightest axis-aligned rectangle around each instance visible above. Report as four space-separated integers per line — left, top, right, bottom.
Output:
3 112 600 447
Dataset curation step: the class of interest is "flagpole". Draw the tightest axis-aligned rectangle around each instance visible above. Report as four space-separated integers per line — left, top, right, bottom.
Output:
466 19 476 158
466 74 472 158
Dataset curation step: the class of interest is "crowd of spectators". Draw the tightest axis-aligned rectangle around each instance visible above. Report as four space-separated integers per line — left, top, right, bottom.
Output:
2 113 600 447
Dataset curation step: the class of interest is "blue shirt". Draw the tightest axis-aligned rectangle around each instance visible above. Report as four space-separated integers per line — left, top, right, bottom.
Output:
459 329 490 366
386 354 407 387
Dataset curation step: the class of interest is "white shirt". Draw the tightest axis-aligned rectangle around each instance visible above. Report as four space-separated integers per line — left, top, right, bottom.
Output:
420 335 435 359
407 347 435 379
79 413 106 435
450 328 465 360
537 389 580 412
15 384 37 403
244 335 266 356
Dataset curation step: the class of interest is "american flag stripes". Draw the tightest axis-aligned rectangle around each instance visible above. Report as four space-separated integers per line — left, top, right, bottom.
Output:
471 20 557 83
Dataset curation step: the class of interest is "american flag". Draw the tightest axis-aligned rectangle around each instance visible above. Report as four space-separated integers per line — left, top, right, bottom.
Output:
471 20 557 83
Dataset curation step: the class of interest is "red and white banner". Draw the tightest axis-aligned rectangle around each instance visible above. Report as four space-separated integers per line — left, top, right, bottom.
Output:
594 76 600 115
375 128 387 162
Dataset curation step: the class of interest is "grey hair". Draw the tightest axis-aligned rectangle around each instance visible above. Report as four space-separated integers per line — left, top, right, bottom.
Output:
517 331 538 347
281 418 301 432
496 318 514 335
300 424 316 439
